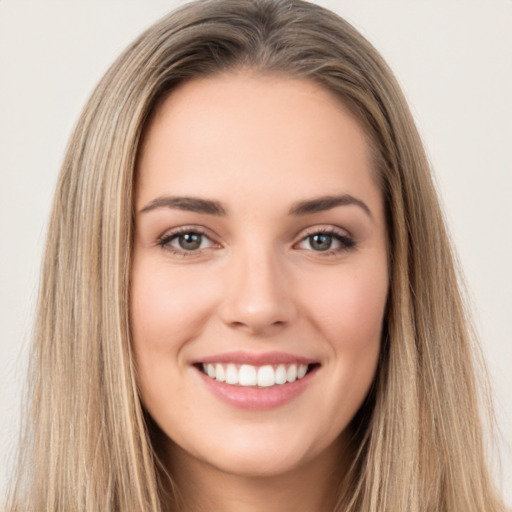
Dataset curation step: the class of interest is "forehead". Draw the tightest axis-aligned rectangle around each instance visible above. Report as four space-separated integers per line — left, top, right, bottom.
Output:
136 72 381 217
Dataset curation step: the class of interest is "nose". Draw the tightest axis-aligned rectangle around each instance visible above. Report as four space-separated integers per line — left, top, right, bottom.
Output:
218 246 297 336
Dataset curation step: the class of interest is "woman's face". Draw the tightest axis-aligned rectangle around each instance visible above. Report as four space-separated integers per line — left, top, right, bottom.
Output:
131 73 388 478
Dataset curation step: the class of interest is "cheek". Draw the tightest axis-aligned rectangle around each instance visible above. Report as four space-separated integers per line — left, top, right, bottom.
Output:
130 260 215 352
306 265 386 425
299 257 387 413
130 259 214 417
269 259 388 451
302 262 388 351
129 260 219 412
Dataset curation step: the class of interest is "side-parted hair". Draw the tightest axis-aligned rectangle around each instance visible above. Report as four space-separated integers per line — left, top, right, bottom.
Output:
8 1 506 510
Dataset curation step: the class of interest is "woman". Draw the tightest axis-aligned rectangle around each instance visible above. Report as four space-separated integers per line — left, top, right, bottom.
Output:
6 0 508 510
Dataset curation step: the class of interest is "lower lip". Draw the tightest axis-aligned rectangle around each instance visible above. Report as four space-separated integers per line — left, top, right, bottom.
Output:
196 366 318 410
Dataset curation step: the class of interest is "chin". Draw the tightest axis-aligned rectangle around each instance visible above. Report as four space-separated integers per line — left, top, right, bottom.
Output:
166 420 345 480
201 444 314 478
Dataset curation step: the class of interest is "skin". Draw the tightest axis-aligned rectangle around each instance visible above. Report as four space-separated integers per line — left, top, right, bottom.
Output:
131 72 389 512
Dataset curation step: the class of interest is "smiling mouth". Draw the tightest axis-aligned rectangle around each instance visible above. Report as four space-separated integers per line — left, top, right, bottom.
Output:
197 362 319 388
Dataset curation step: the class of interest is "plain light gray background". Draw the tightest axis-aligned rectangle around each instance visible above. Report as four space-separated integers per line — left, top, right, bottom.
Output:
1 0 511 504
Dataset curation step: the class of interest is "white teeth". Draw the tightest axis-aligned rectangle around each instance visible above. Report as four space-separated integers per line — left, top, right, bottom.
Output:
239 365 257 386
200 362 311 387
225 363 238 384
275 364 287 385
286 364 297 383
257 365 275 387
215 363 225 382
297 364 308 379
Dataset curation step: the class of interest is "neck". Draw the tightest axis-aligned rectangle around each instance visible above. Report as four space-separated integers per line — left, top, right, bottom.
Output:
161 434 351 512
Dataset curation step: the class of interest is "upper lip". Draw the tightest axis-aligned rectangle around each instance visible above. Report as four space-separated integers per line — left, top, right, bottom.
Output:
194 351 319 366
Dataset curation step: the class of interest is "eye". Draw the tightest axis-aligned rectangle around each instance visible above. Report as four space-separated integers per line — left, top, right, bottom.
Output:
174 232 205 251
306 233 336 251
157 228 217 255
296 229 355 254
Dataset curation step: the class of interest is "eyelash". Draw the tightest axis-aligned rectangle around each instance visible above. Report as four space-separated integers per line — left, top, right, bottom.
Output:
157 226 216 257
295 227 356 256
156 226 356 257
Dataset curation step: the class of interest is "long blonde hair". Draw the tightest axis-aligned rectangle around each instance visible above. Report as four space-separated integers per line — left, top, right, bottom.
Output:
7 0 506 510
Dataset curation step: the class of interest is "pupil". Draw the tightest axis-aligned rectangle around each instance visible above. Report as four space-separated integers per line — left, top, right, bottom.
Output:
311 234 332 251
179 233 202 250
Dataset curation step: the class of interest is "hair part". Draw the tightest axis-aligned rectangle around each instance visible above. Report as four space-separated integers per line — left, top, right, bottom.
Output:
8 1 506 511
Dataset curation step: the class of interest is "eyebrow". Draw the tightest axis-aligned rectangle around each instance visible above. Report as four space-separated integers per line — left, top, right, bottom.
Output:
138 193 372 219
138 196 226 216
289 194 373 218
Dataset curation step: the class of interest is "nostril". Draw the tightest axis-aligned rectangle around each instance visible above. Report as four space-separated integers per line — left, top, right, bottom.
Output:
225 317 289 336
